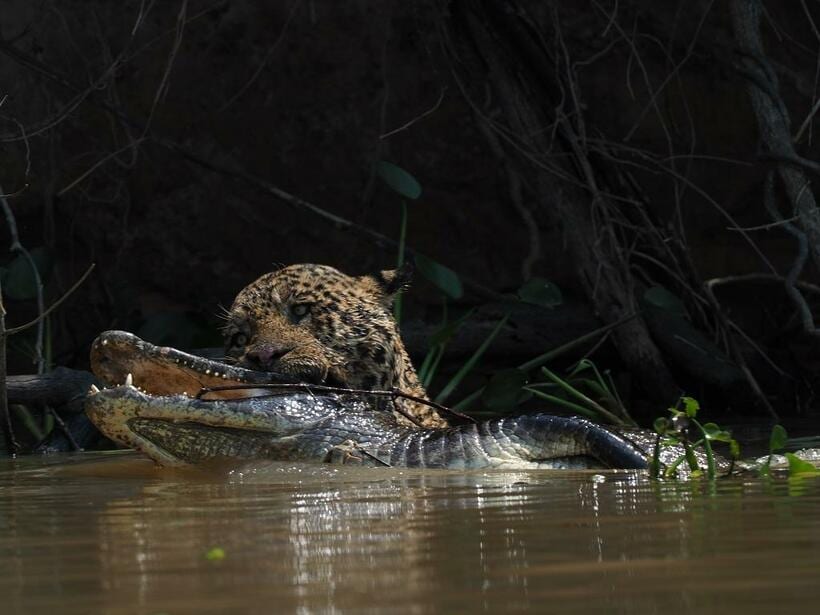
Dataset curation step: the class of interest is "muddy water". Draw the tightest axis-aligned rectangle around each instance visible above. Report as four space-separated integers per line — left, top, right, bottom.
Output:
1 453 820 614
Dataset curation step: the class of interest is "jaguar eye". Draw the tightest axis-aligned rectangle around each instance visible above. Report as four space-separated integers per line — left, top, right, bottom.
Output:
231 333 248 347
290 303 310 319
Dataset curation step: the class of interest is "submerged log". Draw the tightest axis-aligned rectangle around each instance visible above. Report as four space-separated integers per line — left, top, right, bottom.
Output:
5 368 102 453
7 367 97 413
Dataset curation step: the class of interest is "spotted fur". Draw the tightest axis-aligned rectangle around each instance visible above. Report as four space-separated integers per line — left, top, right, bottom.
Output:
224 264 448 428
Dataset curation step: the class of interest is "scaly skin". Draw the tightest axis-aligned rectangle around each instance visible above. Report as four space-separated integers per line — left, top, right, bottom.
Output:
86 331 820 475
85 385 659 469
86 331 671 470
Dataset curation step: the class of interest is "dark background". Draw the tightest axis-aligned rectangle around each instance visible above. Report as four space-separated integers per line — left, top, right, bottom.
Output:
3 1 820 428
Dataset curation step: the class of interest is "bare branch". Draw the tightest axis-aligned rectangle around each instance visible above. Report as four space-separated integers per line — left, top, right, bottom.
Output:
0 182 45 372
731 0 820 273
380 87 447 139
6 264 96 336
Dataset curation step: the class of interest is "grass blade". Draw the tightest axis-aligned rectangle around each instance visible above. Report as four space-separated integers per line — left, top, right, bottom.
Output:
523 388 602 420
434 314 509 404
453 312 637 411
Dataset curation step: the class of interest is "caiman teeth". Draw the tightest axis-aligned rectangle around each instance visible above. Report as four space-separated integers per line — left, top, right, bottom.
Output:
125 373 133 387
89 384 100 394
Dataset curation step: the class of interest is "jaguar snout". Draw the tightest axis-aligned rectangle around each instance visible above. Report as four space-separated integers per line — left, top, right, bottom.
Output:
243 342 294 371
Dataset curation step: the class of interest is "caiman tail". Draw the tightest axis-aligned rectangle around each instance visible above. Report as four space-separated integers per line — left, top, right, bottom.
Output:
356 413 649 469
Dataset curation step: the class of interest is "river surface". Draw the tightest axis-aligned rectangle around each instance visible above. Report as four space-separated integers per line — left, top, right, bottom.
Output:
1 452 819 614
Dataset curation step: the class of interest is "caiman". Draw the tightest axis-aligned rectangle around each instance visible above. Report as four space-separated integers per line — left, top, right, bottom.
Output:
86 330 726 472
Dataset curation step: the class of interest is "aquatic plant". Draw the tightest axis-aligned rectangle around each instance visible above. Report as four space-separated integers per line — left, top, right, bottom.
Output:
651 397 740 480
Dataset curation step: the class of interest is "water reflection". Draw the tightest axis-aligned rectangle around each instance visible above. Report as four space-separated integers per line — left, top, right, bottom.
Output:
1 453 820 613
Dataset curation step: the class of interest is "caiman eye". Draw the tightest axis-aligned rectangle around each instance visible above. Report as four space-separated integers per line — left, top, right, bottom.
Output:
290 303 311 320
231 332 248 347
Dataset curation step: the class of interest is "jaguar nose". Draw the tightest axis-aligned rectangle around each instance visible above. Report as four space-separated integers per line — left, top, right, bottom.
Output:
244 344 292 370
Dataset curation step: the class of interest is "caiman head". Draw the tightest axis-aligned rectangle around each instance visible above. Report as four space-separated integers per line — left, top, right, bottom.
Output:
86 330 339 466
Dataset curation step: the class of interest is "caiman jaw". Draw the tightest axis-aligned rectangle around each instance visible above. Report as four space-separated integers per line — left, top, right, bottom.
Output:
85 382 187 465
86 331 315 466
90 330 284 400
85 376 339 466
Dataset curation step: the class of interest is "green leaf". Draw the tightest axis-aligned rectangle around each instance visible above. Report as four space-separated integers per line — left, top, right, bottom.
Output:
2 247 53 300
682 396 700 418
700 422 732 442
729 439 741 459
435 314 509 404
517 278 563 308
785 453 820 476
769 424 788 453
482 368 528 412
653 417 670 435
377 161 422 200
643 286 686 315
205 547 226 561
415 255 463 300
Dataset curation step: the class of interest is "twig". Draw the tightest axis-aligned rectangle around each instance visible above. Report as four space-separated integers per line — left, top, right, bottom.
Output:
794 92 820 143
726 215 800 232
0 281 19 454
620 0 716 143
589 138 778 274
731 0 820 273
705 272 820 296
0 187 93 454
57 141 145 196
166 142 505 300
703 277 779 420
0 116 32 196
0 182 45 373
218 0 303 112
761 171 820 339
140 0 188 139
475 114 541 281
47 407 81 451
6 263 96 335
380 87 447 139
0 36 503 302
357 6 392 210
347 443 391 467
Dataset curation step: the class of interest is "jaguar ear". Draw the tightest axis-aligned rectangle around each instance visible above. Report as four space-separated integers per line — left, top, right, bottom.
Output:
373 262 413 305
